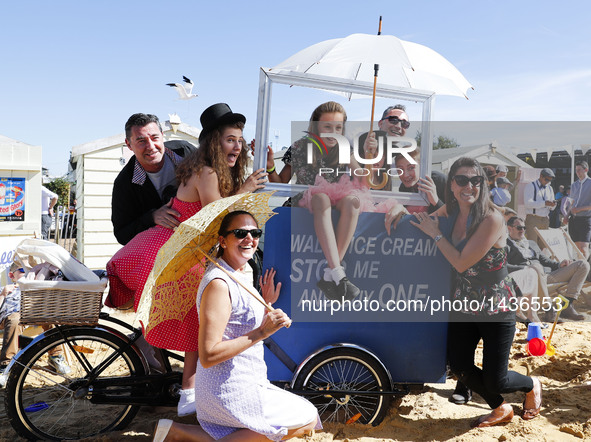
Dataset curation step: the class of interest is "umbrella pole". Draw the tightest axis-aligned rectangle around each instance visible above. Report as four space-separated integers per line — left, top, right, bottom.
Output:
196 246 274 312
366 63 388 190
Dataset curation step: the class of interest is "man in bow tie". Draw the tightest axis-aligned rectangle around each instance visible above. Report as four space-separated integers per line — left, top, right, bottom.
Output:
523 168 557 246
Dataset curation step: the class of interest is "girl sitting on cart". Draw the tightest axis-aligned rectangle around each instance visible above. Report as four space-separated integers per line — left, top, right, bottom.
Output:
266 101 405 301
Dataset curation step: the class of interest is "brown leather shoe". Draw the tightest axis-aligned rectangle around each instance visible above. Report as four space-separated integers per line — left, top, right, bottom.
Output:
561 304 585 321
543 310 564 324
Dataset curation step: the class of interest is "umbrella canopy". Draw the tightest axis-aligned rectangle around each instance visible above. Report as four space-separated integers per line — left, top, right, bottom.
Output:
135 191 277 333
270 33 473 99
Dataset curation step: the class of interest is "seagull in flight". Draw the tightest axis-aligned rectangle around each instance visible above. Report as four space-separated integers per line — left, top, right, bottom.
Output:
166 76 197 100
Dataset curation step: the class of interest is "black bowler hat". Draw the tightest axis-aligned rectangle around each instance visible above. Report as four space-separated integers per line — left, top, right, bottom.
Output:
199 103 245 144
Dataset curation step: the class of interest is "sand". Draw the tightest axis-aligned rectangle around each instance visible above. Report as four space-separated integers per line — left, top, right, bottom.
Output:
2 295 591 442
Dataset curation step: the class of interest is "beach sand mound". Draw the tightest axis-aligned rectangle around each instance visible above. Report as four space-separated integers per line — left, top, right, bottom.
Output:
1 301 591 441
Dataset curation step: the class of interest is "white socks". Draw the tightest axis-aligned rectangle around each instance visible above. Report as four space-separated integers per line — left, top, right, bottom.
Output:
327 266 346 284
177 388 196 417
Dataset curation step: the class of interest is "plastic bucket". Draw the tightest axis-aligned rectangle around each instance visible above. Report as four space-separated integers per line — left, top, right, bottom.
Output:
527 323 543 341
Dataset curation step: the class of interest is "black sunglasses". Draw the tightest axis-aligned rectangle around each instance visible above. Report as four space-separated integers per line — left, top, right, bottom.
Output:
452 175 484 187
511 225 526 231
382 116 410 129
225 228 263 239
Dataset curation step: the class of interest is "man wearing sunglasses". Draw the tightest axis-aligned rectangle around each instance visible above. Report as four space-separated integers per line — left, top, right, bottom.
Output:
359 105 410 190
523 168 557 245
507 216 589 321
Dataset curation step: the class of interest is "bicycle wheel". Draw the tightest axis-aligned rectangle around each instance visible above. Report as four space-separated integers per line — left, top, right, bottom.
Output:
292 347 391 426
4 326 146 440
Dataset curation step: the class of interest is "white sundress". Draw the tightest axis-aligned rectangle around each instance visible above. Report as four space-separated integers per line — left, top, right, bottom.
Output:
195 258 320 440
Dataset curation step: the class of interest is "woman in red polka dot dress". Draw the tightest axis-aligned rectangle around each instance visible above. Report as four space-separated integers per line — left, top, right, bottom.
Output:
106 103 269 415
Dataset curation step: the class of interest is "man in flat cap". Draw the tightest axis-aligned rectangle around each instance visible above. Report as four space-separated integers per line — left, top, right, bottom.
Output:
523 168 556 244
496 164 508 179
491 176 513 207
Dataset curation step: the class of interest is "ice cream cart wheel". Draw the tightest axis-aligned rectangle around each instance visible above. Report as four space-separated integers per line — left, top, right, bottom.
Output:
292 347 391 426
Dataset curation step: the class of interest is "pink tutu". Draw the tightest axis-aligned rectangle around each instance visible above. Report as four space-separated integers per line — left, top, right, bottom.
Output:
298 175 377 213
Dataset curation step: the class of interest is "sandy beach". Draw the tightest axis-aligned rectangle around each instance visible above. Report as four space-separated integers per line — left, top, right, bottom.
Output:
1 294 591 442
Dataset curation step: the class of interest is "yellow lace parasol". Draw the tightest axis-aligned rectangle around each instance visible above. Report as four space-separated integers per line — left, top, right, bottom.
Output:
135 191 277 334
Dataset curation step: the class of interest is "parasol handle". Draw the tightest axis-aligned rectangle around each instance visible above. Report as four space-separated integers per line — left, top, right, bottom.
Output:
369 63 379 133
196 246 292 328
365 64 388 190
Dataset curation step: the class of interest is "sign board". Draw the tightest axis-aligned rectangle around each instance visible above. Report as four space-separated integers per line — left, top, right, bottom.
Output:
0 177 26 221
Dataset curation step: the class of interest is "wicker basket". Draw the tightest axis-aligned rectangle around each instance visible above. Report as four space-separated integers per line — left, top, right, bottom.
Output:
19 279 108 326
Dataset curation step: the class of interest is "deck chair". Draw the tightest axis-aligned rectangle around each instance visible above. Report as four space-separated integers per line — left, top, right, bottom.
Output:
535 227 591 293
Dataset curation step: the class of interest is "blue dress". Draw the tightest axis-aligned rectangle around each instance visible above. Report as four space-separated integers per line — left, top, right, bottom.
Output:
195 259 320 440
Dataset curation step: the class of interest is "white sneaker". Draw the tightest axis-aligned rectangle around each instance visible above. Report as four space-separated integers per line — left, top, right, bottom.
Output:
177 388 195 417
0 372 7 388
48 355 71 375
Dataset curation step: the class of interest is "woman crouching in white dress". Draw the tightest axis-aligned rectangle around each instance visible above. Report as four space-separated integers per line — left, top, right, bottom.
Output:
154 209 320 441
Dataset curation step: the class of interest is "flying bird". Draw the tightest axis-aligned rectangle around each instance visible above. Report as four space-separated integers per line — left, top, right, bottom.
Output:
166 76 197 100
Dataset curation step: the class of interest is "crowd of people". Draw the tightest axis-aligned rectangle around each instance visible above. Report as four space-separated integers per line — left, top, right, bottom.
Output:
2 99 590 439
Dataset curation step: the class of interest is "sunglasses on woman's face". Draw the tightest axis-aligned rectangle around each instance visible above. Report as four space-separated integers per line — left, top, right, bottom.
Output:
452 175 484 187
225 228 263 239
382 116 410 129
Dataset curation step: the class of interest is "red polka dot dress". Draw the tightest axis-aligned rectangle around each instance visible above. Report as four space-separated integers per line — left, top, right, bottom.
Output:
106 197 202 351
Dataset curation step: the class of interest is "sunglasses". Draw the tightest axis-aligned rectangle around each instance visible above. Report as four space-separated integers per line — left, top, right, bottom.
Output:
511 225 526 231
225 228 263 239
452 175 484 187
382 116 410 129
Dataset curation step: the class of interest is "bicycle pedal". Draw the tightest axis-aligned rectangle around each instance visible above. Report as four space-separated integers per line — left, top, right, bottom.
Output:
72 345 95 354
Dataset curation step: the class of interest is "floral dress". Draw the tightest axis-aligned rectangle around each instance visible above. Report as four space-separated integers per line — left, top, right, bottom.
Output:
449 211 516 319
283 138 377 212
452 245 516 317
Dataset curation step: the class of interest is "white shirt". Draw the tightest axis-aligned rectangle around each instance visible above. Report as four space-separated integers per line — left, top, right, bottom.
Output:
41 186 58 214
523 179 554 217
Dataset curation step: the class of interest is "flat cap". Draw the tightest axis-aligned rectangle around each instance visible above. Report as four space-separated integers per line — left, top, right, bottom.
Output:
540 168 555 178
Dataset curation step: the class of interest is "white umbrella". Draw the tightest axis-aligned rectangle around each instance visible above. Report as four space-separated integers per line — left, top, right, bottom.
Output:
270 33 473 99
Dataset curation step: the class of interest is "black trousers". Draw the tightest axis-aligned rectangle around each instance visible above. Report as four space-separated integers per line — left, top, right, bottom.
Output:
447 318 533 409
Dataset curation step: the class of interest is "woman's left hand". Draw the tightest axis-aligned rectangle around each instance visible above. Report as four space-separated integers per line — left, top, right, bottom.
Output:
409 212 441 239
260 268 282 305
385 203 410 235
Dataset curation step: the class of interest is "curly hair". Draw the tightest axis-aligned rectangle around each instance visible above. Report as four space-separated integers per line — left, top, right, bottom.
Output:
445 157 496 240
176 122 247 197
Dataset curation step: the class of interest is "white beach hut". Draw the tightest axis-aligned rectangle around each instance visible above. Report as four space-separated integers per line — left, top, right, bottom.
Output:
70 119 200 270
0 135 43 284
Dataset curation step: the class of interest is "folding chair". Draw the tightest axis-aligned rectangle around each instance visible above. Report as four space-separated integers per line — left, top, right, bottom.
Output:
535 227 591 293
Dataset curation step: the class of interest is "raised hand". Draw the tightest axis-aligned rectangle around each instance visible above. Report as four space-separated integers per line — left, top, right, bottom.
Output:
259 268 282 305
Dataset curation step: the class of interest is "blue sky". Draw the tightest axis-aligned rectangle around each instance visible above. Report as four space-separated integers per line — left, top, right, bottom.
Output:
2 1 590 176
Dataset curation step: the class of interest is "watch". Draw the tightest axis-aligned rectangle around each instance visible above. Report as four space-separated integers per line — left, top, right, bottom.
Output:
433 234 443 242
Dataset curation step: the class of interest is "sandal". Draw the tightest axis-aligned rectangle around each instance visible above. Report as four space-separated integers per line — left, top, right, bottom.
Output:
522 377 542 420
471 404 514 428
153 419 173 442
